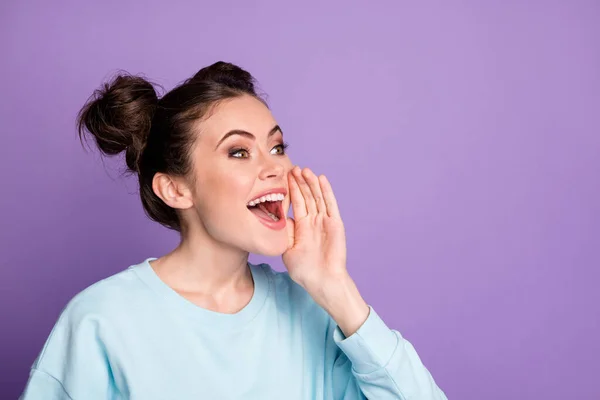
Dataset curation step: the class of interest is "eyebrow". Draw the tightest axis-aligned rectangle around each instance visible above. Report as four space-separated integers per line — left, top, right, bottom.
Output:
214 125 283 150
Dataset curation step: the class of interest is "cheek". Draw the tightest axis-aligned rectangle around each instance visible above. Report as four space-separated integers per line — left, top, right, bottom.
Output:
203 168 254 210
283 157 293 170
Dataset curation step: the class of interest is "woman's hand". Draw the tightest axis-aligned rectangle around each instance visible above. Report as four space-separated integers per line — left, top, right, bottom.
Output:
282 166 369 337
282 166 347 290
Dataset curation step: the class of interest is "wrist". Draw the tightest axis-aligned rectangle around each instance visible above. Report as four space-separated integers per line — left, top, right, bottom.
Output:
313 275 370 338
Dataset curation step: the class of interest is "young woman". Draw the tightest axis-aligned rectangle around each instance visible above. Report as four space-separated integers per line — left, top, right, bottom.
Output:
21 62 447 399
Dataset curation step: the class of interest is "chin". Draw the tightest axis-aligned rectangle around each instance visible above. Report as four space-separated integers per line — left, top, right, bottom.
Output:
251 236 289 257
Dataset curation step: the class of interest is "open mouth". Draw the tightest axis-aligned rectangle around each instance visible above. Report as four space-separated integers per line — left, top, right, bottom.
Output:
247 194 284 222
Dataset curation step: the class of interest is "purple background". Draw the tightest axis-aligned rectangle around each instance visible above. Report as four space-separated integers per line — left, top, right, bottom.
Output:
1 1 599 399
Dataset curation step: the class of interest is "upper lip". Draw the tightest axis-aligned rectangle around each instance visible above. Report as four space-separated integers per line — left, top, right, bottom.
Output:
248 187 287 204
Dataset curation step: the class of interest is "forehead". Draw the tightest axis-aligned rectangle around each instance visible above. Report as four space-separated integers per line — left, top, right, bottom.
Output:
197 95 277 142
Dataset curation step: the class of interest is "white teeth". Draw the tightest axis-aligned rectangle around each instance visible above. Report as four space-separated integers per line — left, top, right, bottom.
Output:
267 212 279 221
247 193 285 207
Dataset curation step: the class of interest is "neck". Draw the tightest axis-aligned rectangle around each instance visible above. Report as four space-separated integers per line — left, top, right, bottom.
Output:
150 222 252 298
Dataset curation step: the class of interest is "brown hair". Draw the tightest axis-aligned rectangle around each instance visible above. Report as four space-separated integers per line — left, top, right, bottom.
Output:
77 62 261 232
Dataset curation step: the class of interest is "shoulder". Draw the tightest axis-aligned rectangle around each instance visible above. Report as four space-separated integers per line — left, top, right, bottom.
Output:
39 259 153 349
60 261 149 321
27 260 152 386
32 259 152 369
25 261 146 398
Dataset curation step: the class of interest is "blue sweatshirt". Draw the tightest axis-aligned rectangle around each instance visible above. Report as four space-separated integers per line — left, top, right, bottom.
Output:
21 258 447 399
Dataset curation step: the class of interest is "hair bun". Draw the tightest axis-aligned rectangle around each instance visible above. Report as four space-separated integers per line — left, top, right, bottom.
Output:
189 61 256 93
77 74 158 172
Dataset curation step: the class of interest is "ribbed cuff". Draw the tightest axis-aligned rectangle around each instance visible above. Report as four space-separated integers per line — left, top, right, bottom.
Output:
333 306 400 374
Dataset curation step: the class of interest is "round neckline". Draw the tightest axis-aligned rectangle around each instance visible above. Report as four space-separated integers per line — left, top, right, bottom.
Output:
132 257 270 330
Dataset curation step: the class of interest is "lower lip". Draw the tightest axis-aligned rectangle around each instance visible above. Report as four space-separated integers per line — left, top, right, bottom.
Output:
250 204 286 231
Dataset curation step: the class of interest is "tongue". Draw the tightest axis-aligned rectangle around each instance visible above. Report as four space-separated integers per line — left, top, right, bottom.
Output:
249 203 276 221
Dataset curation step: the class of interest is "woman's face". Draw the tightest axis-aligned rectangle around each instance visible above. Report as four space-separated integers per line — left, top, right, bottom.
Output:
187 95 293 256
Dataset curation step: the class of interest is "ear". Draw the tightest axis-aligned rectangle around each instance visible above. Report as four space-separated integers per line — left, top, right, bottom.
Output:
152 172 194 210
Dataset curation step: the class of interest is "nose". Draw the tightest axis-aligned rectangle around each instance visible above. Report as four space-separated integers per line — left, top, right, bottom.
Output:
258 154 285 181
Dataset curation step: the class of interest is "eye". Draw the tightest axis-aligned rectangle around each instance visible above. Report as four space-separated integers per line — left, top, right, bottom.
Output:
229 147 250 158
271 142 289 155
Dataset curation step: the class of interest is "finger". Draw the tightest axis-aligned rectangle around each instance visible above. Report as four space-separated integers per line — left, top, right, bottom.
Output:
295 167 317 215
319 174 341 219
288 167 307 219
285 217 295 249
303 168 326 215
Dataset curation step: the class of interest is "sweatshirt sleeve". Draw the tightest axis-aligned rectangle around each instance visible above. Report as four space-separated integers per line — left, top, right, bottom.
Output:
20 301 115 400
330 306 447 400
20 369 73 400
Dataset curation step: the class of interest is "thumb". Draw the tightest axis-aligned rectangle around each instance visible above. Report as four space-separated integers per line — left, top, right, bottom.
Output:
286 217 295 250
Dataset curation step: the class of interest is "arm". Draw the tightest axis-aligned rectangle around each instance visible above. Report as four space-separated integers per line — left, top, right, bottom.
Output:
321 276 448 400
282 167 447 398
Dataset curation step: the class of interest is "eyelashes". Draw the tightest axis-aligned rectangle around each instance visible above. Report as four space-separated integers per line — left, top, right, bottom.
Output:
229 142 289 159
278 142 289 154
